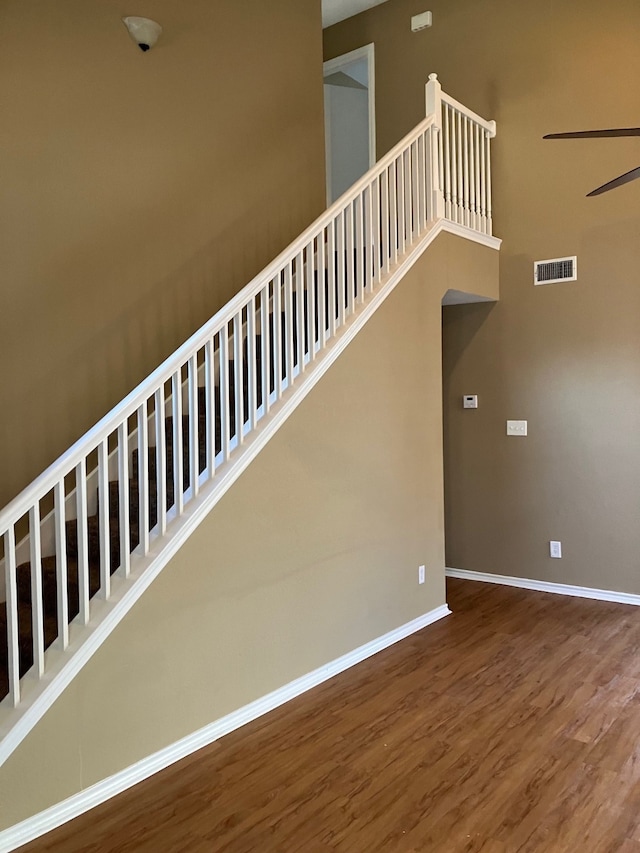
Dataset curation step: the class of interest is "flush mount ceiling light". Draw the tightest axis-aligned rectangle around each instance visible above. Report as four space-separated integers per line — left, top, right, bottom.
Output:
122 16 162 52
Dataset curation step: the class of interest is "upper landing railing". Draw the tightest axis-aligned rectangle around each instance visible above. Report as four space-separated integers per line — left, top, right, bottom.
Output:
0 75 496 749
426 73 496 235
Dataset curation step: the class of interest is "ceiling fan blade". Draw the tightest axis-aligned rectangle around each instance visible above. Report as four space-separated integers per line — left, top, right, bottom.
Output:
587 166 640 197
544 128 640 139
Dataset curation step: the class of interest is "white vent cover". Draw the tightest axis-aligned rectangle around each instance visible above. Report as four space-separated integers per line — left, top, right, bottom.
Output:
534 256 577 286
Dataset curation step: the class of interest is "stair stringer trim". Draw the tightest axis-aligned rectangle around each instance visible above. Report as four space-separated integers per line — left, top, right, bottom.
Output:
0 218 500 768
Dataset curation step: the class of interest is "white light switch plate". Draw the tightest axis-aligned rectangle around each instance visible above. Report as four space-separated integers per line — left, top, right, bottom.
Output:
506 420 527 436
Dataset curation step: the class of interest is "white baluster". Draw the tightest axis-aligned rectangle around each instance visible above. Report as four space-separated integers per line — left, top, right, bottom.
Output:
54 480 69 648
326 225 336 337
381 169 390 274
372 176 381 284
407 139 418 240
273 277 283 398
364 183 373 289
188 355 199 494
232 314 243 443
414 137 422 230
356 195 365 303
437 118 445 212
463 116 470 227
260 288 271 410
295 252 306 370
305 243 316 361
474 122 481 232
430 126 437 222
98 437 110 599
402 146 413 243
468 119 475 229
284 260 296 378
247 296 257 426
75 457 90 624
389 161 398 267
155 386 167 535
410 142 418 242
423 134 430 223
457 111 464 223
204 338 217 472
345 203 355 315
450 109 459 222
218 328 231 462
29 503 45 678
443 105 451 219
117 422 131 577
137 404 150 554
318 233 327 344
4 527 20 706
397 154 405 256
171 372 184 514
336 213 346 327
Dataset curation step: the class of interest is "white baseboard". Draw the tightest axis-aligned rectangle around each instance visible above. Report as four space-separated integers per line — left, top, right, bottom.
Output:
446 567 640 607
0 603 450 853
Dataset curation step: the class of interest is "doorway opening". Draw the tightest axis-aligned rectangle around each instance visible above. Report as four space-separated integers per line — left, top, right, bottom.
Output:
323 44 375 206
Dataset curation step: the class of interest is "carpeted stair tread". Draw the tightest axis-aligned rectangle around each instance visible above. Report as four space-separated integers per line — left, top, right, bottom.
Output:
66 513 140 571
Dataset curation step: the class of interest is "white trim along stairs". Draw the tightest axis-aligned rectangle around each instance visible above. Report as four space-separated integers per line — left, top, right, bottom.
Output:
0 74 500 771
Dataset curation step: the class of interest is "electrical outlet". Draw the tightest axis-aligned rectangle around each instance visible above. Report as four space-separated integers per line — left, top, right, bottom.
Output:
418 565 426 584
550 541 562 559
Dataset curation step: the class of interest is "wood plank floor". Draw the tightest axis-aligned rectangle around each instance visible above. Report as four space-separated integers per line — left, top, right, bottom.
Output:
17 578 640 852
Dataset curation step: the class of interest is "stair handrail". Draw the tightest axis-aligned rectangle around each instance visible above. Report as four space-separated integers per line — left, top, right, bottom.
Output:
0 111 438 532
1 72 501 529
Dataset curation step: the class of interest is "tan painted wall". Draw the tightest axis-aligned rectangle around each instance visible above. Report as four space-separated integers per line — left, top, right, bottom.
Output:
0 0 326 509
326 0 640 592
0 232 498 831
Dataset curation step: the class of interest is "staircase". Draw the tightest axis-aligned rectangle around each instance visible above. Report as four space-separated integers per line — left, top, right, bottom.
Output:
0 74 499 765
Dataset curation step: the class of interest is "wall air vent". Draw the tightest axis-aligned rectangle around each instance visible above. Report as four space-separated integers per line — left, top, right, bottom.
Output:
534 256 577 286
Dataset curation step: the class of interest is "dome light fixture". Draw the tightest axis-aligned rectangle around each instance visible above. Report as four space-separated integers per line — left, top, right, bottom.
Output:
122 16 162 52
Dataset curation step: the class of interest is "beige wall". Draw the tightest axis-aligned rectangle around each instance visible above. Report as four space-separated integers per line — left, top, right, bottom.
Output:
0 232 498 830
326 0 640 592
0 0 326 509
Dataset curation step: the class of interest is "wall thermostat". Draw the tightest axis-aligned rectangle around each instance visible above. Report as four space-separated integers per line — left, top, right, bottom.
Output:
463 395 478 409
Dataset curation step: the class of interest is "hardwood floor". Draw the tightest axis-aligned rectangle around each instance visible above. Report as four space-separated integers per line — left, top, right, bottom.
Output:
17 578 640 852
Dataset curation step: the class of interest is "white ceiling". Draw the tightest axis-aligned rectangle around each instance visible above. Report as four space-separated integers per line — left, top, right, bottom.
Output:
322 0 390 29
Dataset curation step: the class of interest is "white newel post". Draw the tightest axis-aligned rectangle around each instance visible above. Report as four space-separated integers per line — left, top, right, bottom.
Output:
425 73 445 220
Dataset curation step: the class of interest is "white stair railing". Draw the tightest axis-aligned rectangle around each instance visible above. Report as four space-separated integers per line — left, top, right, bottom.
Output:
426 73 496 235
0 75 496 759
